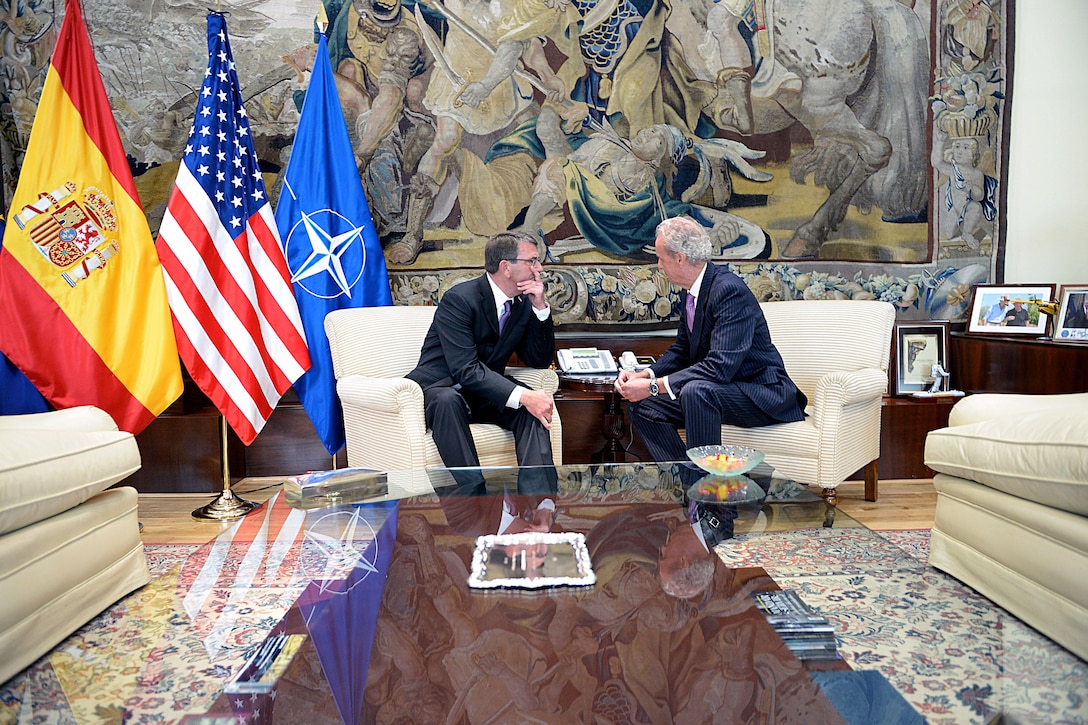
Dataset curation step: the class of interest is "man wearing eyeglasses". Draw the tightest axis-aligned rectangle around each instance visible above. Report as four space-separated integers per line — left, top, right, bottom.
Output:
406 231 557 481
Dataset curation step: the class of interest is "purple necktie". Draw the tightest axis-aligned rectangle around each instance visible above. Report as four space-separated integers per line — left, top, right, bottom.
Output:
685 293 696 332
498 299 511 334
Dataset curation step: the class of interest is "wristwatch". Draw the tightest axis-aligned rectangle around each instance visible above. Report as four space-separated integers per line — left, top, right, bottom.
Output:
647 369 659 396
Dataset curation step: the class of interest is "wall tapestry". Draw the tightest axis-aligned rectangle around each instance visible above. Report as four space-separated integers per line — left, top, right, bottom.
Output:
0 0 1012 330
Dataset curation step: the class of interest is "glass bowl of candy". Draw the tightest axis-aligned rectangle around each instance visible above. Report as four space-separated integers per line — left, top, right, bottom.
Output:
686 445 764 477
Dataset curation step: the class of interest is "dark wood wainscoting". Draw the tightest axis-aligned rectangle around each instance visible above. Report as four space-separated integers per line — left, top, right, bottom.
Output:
128 382 345 494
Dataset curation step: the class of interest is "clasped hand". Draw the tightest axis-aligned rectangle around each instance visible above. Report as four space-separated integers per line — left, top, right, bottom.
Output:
614 369 652 401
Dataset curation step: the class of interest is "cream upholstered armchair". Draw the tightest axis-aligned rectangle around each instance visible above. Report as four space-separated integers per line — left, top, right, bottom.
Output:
712 299 896 502
325 305 563 470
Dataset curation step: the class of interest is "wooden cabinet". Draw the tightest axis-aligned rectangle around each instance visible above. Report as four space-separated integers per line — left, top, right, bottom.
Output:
949 332 1088 394
546 335 657 464
127 408 225 493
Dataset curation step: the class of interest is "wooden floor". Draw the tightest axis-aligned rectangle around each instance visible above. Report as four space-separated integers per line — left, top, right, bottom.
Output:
137 478 937 545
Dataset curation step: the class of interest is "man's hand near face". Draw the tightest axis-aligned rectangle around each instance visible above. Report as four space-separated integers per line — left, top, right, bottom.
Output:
517 268 547 310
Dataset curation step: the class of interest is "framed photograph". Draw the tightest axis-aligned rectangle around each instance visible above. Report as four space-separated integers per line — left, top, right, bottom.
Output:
890 321 951 395
1052 284 1088 343
966 284 1056 336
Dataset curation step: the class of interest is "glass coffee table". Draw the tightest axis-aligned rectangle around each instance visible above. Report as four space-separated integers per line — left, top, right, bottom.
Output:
195 460 883 724
76 461 1079 725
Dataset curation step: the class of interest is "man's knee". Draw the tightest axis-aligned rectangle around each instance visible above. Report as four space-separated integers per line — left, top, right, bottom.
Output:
629 397 682 427
513 405 546 431
428 386 464 409
678 379 716 408
425 387 469 426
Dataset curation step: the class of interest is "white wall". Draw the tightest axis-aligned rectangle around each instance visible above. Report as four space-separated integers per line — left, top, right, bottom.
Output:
1004 0 1088 283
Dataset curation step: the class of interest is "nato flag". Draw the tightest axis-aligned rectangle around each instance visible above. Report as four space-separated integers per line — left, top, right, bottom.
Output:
274 33 392 455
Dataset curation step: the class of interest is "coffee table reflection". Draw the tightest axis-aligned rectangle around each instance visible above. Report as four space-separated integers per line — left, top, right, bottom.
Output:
203 461 859 724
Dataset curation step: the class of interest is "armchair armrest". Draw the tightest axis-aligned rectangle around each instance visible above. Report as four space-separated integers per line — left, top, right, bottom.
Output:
506 367 560 395
336 375 432 469
810 368 888 426
336 375 425 414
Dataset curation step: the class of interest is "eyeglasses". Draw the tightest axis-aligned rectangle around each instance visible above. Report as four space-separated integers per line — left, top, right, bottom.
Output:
506 257 543 267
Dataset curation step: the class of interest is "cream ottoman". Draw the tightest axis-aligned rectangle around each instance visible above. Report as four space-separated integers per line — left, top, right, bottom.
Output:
0 406 149 684
923 392 1088 661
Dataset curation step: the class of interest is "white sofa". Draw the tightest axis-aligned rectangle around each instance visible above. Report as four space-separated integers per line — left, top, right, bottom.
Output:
0 406 149 684
924 392 1088 661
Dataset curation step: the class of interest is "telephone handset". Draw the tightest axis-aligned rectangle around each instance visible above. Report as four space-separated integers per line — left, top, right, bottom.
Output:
618 351 655 371
557 348 617 374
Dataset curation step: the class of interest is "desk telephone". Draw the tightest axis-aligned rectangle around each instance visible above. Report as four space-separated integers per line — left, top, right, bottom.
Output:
557 349 652 374
557 348 617 374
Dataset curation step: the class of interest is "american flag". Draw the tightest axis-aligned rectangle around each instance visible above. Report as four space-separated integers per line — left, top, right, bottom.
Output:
157 13 310 444
179 492 308 660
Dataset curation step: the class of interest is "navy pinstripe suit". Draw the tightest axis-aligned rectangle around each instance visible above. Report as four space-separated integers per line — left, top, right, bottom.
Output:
406 274 556 471
629 263 807 462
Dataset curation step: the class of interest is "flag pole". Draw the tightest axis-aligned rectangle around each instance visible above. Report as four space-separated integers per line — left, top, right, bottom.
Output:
192 415 256 520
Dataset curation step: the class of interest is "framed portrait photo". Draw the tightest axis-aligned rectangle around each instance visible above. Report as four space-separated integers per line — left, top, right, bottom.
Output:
1052 284 1088 343
966 284 1056 336
891 321 951 395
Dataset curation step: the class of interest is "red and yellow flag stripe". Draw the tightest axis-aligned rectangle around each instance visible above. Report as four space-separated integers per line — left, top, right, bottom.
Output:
0 0 181 433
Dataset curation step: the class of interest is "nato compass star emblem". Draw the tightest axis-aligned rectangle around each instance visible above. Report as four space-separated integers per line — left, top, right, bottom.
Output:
300 507 382 598
283 209 370 299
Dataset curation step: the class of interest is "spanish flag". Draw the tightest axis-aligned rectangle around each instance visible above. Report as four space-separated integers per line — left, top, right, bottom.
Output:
0 0 182 434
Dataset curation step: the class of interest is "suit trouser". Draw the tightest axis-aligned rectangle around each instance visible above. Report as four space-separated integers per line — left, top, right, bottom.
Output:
423 386 554 482
628 379 778 462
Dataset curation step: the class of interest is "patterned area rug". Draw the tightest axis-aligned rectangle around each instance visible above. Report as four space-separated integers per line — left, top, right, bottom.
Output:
2 530 1085 724
718 528 1088 725
145 542 203 576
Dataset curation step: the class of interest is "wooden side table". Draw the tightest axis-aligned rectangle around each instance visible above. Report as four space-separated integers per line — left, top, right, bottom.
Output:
557 374 641 463
879 395 958 479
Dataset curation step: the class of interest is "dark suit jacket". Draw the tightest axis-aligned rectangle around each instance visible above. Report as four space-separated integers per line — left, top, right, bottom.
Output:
405 274 555 409
652 263 806 423
1065 296 1088 329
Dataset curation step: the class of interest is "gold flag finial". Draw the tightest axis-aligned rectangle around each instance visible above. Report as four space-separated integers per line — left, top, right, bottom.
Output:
316 3 329 34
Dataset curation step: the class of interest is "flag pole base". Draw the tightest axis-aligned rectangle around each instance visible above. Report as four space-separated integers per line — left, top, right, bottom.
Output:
192 488 255 521
193 415 253 520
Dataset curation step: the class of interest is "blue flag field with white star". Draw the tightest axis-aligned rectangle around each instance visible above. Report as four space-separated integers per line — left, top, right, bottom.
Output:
274 32 392 455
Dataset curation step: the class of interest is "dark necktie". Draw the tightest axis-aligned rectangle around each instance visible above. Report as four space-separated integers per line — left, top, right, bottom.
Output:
498 299 511 334
686 294 696 332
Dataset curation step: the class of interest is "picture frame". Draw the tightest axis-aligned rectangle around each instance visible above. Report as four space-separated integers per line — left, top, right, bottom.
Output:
890 321 951 396
1052 284 1088 343
966 284 1056 336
